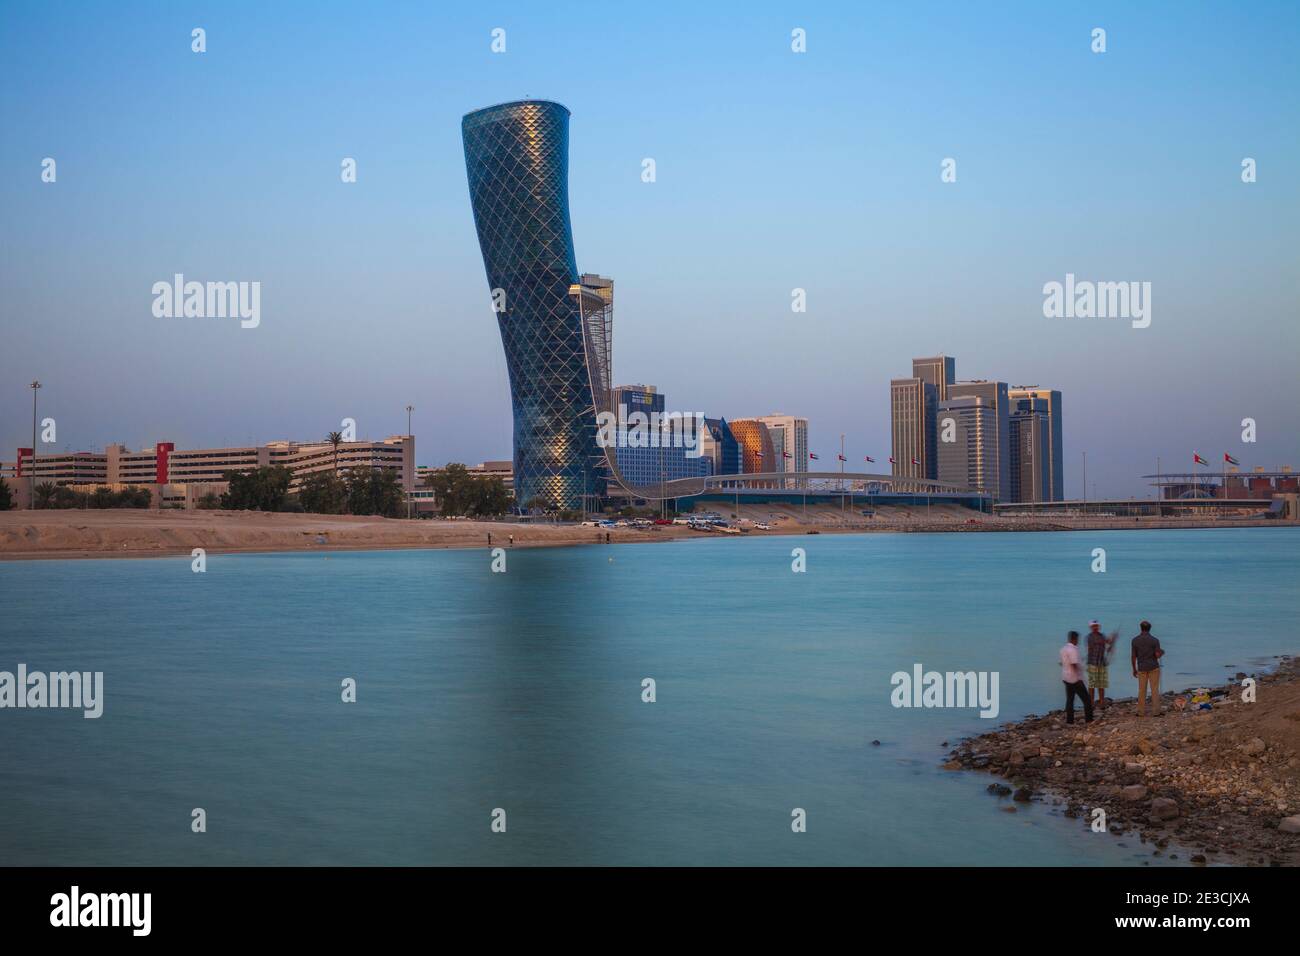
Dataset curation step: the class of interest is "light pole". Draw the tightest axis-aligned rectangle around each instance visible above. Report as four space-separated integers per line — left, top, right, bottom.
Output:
405 405 415 518
30 380 41 509
1082 450 1087 510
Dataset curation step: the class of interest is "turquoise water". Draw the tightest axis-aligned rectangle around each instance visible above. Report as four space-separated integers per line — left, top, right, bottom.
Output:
0 527 1294 866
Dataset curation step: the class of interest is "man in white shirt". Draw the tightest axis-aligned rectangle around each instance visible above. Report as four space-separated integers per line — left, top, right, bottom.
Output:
1059 630 1094 724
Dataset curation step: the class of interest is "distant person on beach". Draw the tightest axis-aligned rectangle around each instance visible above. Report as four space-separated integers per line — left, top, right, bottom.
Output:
1085 620 1119 711
487 532 492 547
1059 630 1093 724
1131 620 1165 716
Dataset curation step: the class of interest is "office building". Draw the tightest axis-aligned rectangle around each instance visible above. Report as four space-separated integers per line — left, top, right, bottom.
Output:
699 418 741 480
462 100 606 510
1008 387 1063 501
754 414 808 487
890 377 938 479
913 355 956 401
935 396 998 493
946 380 1010 500
1009 397 1051 503
729 419 778 478
609 385 711 489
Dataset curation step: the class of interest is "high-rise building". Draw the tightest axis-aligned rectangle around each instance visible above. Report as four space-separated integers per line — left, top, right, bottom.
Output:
1008 387 1063 501
754 414 808 487
913 355 956 402
890 378 938 479
700 418 741 479
609 385 711 488
1009 396 1051 503
946 380 1010 500
462 100 605 510
936 396 998 494
729 419 778 478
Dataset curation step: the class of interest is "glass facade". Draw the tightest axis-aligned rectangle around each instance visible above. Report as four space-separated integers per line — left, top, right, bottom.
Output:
702 418 741 477
462 100 604 510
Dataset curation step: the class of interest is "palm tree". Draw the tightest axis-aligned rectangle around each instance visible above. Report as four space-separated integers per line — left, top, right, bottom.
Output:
326 431 344 473
35 481 57 509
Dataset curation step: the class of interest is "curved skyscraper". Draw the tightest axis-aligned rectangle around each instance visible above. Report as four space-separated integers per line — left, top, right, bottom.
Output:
462 100 605 510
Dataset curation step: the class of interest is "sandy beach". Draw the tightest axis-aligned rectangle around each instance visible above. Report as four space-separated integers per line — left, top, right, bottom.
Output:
0 507 1292 560
946 657 1300 865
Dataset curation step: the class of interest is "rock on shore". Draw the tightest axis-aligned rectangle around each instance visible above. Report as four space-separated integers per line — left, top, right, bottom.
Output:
946 657 1300 866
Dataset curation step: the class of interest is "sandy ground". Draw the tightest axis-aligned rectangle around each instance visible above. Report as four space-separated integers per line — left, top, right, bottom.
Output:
0 507 1292 560
0 509 694 559
948 658 1300 865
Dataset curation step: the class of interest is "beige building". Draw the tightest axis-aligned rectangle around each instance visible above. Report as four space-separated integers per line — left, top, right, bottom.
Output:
3 435 415 508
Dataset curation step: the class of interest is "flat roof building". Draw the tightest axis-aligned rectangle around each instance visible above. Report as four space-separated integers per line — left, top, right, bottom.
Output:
936 395 998 495
1009 387 1063 501
890 377 938 480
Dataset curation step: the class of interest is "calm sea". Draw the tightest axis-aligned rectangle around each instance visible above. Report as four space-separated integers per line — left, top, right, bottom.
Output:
1 527 1295 866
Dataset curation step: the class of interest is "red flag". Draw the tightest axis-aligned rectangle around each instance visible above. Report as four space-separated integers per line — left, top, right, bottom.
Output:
1193 452 1208 466
1224 453 1239 466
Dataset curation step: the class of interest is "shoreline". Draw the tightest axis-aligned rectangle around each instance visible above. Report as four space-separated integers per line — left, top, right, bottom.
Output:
946 657 1300 866
1 509 1293 561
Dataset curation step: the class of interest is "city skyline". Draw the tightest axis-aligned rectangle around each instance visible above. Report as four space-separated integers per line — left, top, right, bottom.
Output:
2 2 1298 498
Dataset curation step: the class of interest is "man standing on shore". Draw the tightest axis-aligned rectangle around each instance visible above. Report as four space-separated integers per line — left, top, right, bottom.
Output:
1131 620 1165 716
1060 631 1093 724
1085 621 1119 711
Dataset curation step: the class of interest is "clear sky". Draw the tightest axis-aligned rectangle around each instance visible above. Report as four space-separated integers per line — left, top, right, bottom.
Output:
2 0 1297 497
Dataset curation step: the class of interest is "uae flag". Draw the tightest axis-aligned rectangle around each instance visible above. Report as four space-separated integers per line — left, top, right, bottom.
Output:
888 456 896 464
864 456 875 463
1193 452 1209 466
809 453 820 461
782 451 792 459
754 450 764 459
911 457 921 466
1224 453 1240 466
837 454 847 462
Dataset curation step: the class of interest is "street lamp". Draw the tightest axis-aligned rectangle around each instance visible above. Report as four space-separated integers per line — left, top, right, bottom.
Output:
30 380 41 509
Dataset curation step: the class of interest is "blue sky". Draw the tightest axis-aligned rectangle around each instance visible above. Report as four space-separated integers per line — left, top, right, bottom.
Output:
2 0 1297 496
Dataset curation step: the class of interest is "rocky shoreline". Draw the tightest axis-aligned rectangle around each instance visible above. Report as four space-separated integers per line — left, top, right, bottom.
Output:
945 656 1300 866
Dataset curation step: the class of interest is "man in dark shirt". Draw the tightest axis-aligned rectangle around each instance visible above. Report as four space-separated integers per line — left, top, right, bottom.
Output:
1130 620 1165 716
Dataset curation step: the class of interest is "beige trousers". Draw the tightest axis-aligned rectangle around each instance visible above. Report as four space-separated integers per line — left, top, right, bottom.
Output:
1137 668 1161 715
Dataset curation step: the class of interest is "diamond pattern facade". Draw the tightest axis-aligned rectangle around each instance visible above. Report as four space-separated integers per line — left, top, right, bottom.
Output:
462 100 605 510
